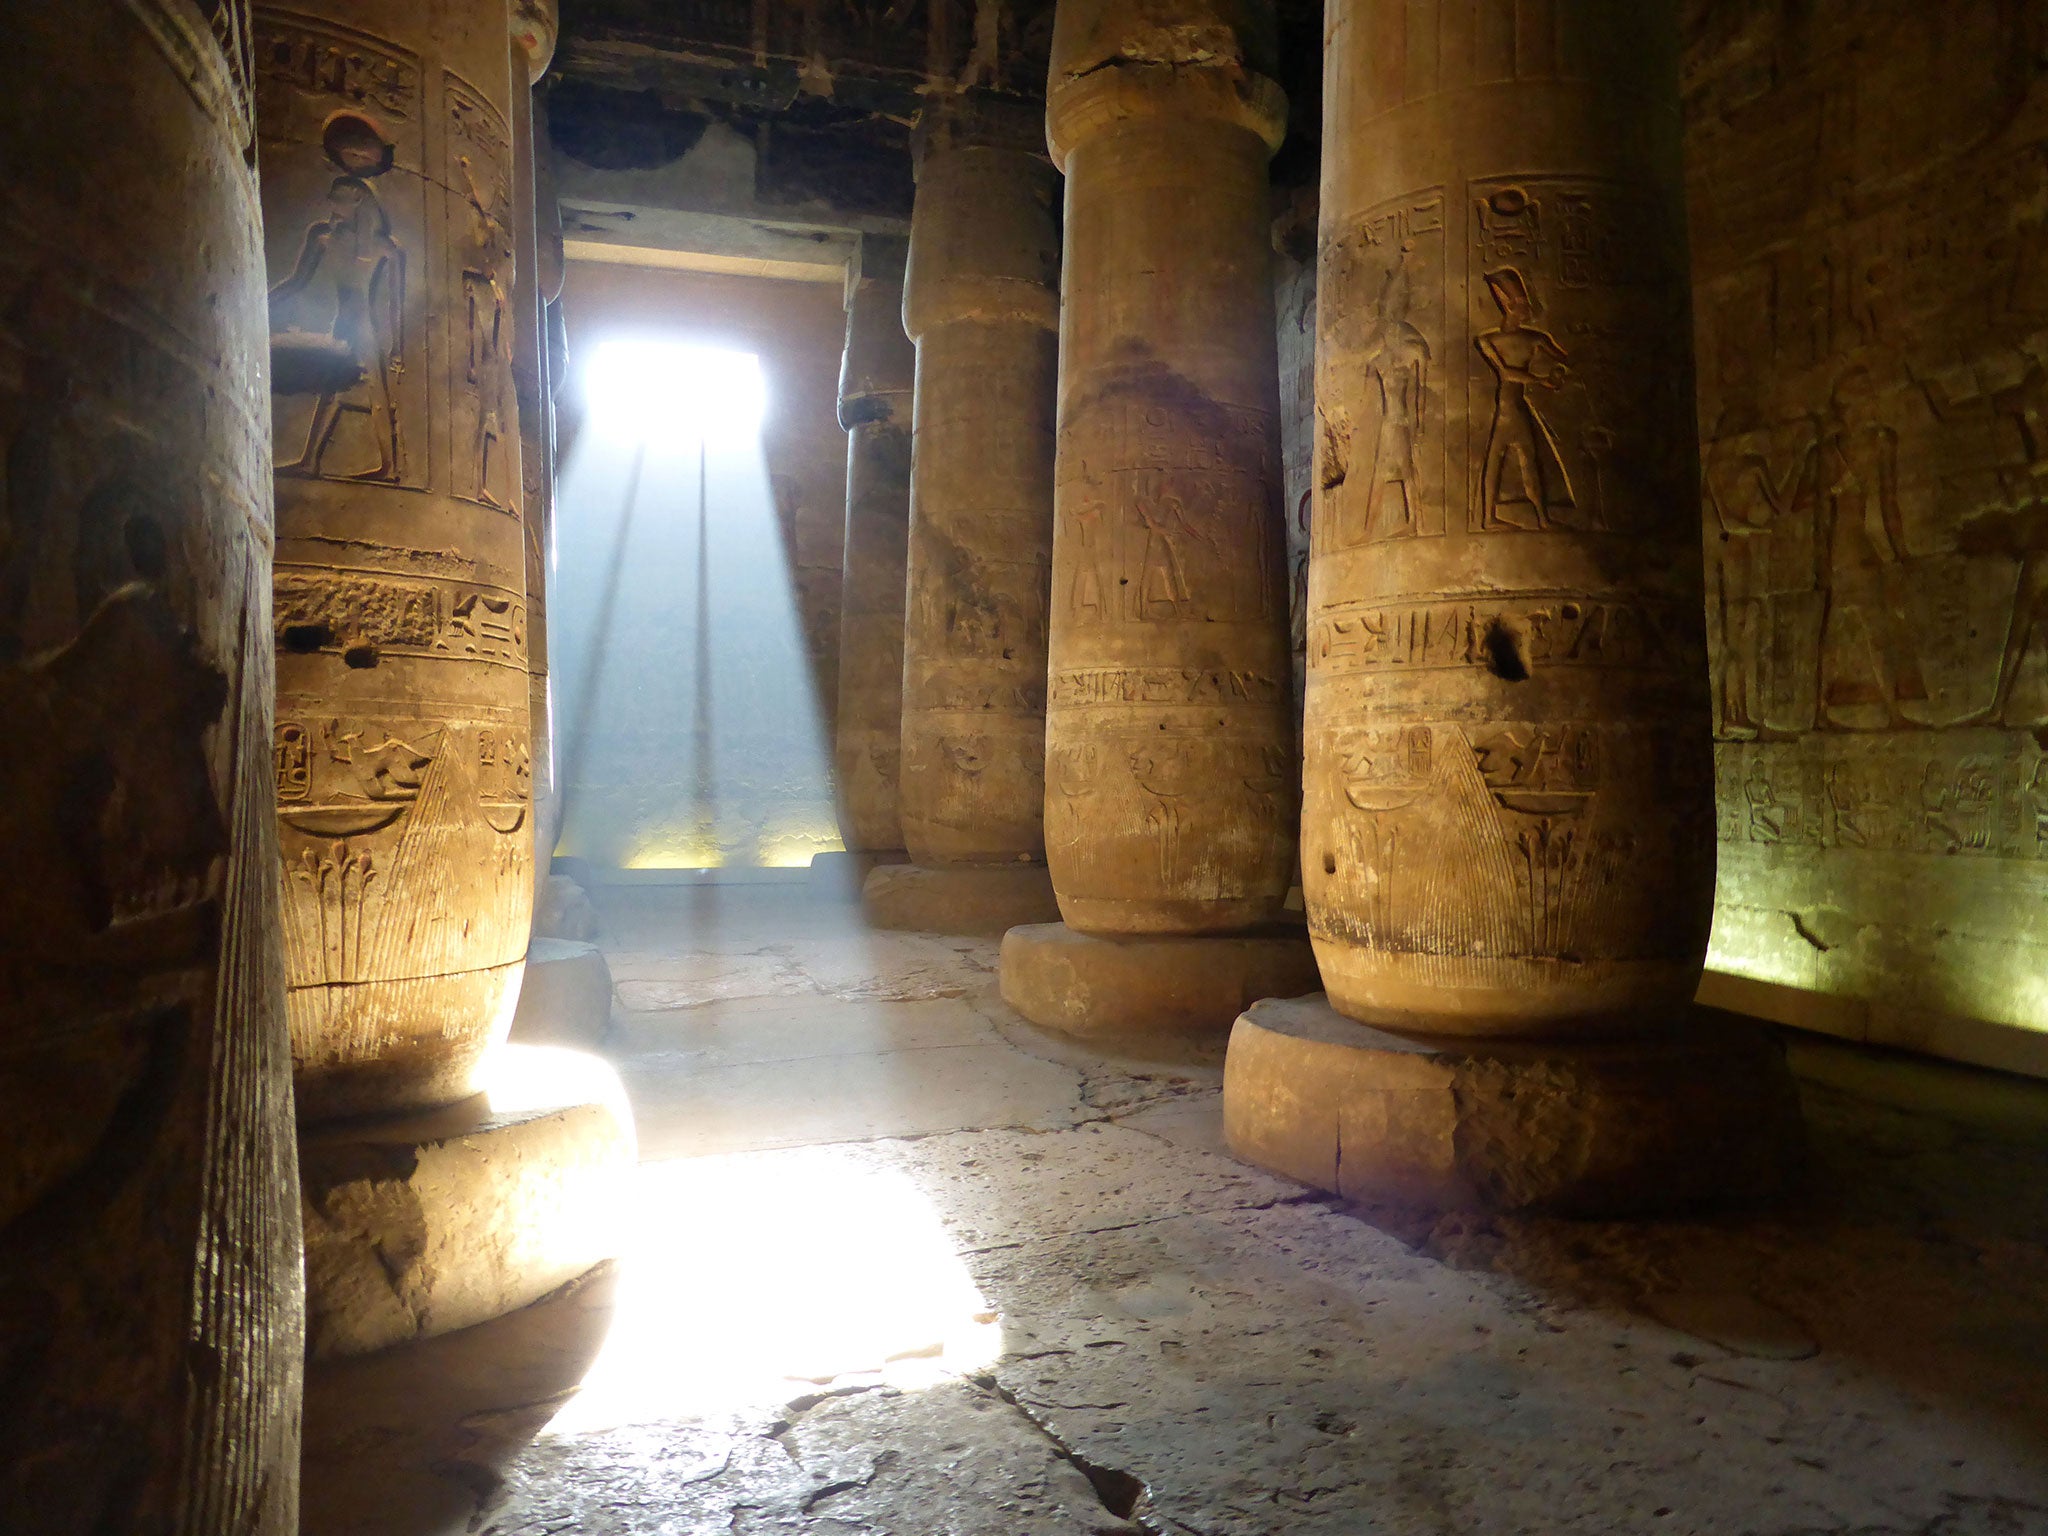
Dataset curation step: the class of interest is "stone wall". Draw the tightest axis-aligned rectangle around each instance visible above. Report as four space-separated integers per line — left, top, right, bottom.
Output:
553 261 849 871
1684 0 2048 1066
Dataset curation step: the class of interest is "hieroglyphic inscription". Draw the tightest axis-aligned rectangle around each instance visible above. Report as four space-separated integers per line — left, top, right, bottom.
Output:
1050 668 1286 707
1312 595 1691 674
1055 403 1281 626
1716 737 2048 860
1465 176 1685 537
273 571 527 664
1319 190 1448 547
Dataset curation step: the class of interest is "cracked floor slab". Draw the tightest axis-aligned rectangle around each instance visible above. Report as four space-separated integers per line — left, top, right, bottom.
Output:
375 885 2048 1536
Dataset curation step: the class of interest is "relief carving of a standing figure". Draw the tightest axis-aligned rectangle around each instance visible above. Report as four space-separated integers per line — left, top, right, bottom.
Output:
1360 243 1430 540
1475 268 1574 531
457 152 515 511
269 113 405 481
1817 364 1929 729
1132 492 1208 620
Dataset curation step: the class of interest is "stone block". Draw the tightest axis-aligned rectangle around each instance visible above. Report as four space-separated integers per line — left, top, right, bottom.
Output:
533 873 600 942
862 863 1062 937
1223 995 1804 1216
510 938 614 1047
300 1046 634 1360
1000 923 1322 1039
809 847 907 900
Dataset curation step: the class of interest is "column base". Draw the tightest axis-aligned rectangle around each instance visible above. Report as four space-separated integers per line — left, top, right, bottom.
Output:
1224 994 1804 1217
862 862 1062 937
509 938 614 1047
300 1045 634 1361
999 922 1321 1039
809 848 908 900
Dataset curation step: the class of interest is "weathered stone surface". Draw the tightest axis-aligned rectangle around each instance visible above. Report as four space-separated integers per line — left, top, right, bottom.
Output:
532 871 599 941
1303 0 1715 1034
258 0 535 1120
1688 0 2048 1067
834 235 916 855
510 938 613 1046
300 1046 631 1359
808 845 907 900
1041 0 1298 936
0 4 304 1528
861 861 1062 937
1225 994 1802 1214
302 1263 616 1536
1001 922 1321 1039
474 885 2048 1535
900 100 1060 868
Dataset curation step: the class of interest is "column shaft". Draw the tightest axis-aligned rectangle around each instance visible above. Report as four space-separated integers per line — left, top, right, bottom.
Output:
834 239 916 854
900 125 1060 865
258 0 535 1119
1044 1 1297 935
1304 0 1714 1032
0 2 303 1525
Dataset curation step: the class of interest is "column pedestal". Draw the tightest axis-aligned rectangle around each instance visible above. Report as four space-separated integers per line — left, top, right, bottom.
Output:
809 847 910 900
509 937 613 1047
1224 996 1804 1216
300 1045 631 1361
862 862 1062 937
1001 924 1320 1039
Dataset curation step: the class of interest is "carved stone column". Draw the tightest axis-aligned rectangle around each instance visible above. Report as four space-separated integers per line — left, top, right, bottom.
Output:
512 3 560 909
1224 0 1802 1215
257 0 536 1122
0 2 303 1527
863 98 1063 936
830 236 916 869
998 0 1318 1030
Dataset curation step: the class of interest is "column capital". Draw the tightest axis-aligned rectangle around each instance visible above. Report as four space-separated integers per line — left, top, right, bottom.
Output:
840 234 915 429
512 0 557 83
1045 0 1285 170
904 128 1060 341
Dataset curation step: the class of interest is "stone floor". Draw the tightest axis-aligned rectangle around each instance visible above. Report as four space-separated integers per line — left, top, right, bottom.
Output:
337 882 2048 1536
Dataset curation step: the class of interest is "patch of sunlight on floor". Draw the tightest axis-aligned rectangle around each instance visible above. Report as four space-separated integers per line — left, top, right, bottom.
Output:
543 1148 1002 1433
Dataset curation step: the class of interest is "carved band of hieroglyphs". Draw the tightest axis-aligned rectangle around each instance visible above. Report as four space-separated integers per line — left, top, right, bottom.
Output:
1057 405 1281 627
1311 595 1692 674
1050 668 1288 708
253 15 419 119
275 571 527 665
1465 176 1684 539
911 681 1047 713
1319 190 1449 547
1718 738 2048 861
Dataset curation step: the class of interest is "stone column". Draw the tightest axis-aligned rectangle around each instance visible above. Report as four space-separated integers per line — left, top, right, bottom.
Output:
0 2 303 1527
259 0 536 1123
862 97 1063 937
1224 0 1802 1215
823 235 915 890
257 0 628 1433
998 0 1319 1033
